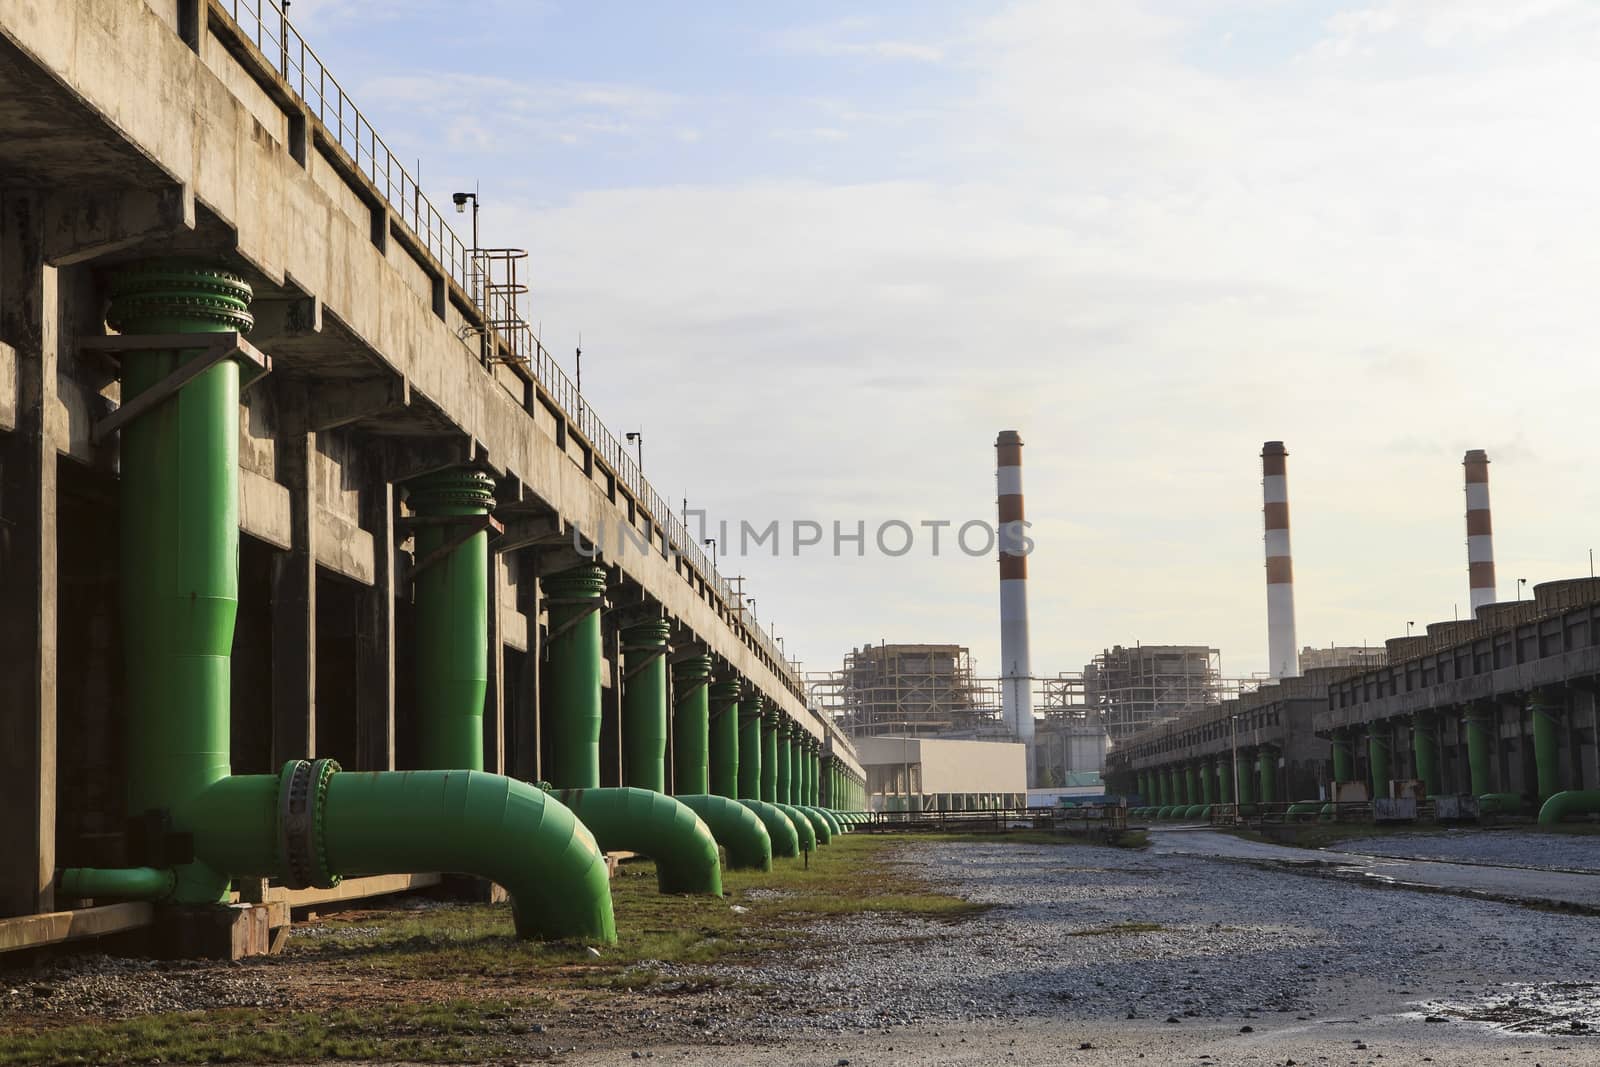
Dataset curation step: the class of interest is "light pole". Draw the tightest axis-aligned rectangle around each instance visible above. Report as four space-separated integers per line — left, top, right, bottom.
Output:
746 597 756 619
451 191 480 293
625 431 643 473
704 537 717 573
1405 620 1415 638
1517 577 1528 601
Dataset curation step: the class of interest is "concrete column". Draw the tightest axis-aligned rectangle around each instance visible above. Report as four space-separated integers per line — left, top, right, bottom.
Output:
510 557 541 782
485 550 507 776
356 469 396 770
0 191 58 917
271 386 316 763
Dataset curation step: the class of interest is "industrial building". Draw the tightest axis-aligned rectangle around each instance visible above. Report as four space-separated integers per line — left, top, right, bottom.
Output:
0 0 864 958
1081 644 1255 742
855 735 1027 812
824 643 1000 738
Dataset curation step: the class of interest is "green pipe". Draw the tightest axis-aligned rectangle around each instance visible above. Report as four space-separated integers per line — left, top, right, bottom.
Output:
620 620 671 792
672 656 713 794
544 566 607 787
1537 790 1600 825
1200 761 1215 805
1412 711 1441 796
1257 747 1277 805
1217 757 1233 804
1184 764 1197 805
557 788 721 895
739 799 801 857
1236 753 1255 806
708 680 741 797
787 729 802 804
809 804 843 837
326 769 614 939
738 694 764 799
72 262 616 942
1318 803 1335 823
1331 730 1354 783
1480 792 1525 815
1286 801 1321 821
1158 768 1170 807
760 709 779 802
407 468 496 771
1464 703 1494 796
774 720 792 803
793 805 832 845
677 794 773 870
1531 689 1564 804
1368 726 1392 799
1183 805 1204 819
58 866 175 902
775 802 817 852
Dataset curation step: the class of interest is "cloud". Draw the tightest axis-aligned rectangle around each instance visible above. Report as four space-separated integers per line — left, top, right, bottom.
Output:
773 18 946 63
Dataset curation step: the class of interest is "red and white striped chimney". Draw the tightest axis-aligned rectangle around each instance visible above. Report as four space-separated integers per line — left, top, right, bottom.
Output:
1262 441 1299 679
1463 449 1496 617
995 431 1034 744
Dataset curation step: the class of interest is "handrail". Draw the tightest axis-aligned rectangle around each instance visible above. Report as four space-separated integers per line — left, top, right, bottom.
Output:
212 0 800 696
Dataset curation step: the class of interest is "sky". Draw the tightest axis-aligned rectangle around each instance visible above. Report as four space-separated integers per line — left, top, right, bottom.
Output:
286 0 1600 683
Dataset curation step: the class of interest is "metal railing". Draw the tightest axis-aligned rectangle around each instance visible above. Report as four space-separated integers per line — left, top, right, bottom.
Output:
213 0 798 693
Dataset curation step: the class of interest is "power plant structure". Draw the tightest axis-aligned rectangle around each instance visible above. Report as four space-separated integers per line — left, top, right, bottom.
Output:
1111 443 1600 828
0 1 865 960
995 430 1035 747
1262 441 1299 680
822 643 1000 738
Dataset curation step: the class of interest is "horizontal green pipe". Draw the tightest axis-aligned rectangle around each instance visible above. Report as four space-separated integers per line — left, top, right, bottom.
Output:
738 799 801 857
57 866 175 902
1480 792 1526 815
774 801 817 852
1538 790 1600 825
676 794 773 871
557 787 722 895
324 770 616 943
793 805 832 845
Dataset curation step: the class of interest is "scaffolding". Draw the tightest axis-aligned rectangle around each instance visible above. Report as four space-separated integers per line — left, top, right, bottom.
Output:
1080 644 1257 742
820 644 1002 737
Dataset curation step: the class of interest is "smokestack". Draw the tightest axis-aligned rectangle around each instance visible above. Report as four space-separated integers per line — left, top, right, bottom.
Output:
996 431 1034 744
1262 441 1299 679
1464 449 1496 617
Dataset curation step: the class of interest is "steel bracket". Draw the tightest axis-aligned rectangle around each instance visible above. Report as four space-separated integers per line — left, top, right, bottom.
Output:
84 332 272 444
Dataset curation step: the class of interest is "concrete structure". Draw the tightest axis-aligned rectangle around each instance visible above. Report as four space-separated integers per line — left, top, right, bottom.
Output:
1262 441 1299 679
0 0 860 951
1082 644 1249 742
1031 721 1109 786
1108 580 1600 811
1464 449 1497 617
856 735 1027 810
1299 646 1388 673
826 643 998 738
995 431 1034 745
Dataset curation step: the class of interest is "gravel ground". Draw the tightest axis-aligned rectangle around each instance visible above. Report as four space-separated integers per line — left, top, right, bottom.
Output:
0 953 292 1018
1329 828 1600 872
653 838 1600 1044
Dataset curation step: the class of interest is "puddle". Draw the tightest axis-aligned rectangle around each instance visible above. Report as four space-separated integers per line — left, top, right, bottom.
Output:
1411 982 1600 1036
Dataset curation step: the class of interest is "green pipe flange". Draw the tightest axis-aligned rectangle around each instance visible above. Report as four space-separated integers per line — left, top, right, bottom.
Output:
406 468 497 516
277 758 342 890
544 564 608 601
105 260 255 335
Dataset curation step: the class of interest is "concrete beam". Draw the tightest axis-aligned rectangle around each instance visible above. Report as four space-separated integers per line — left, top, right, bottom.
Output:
305 375 408 432
43 184 195 266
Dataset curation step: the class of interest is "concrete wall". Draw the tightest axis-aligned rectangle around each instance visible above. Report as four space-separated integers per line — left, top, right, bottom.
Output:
857 736 1027 794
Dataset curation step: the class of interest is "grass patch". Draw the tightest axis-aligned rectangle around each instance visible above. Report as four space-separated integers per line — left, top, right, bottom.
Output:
1 834 980 1064
0 999 543 1066
1067 921 1165 937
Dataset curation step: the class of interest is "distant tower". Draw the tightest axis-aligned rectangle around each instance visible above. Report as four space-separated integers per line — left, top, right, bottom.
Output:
1464 449 1497 617
1261 441 1299 679
995 431 1034 743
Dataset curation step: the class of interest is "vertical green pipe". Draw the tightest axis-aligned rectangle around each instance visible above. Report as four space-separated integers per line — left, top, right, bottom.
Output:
1184 763 1197 805
788 729 802 805
544 566 607 788
1257 747 1276 805
708 680 741 797
809 744 820 806
672 656 712 794
774 718 792 803
760 709 779 803
1412 711 1441 796
1200 760 1215 805
738 694 763 800
1368 726 1391 800
1464 702 1494 796
1331 729 1354 783
108 261 254 905
1236 752 1255 806
407 469 496 771
1530 688 1564 804
620 620 671 792
1217 757 1233 804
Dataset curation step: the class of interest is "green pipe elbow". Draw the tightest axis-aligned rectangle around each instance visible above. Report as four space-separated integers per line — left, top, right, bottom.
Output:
57 866 176 902
1319 803 1335 823
811 806 843 837
794 805 833 845
1184 805 1205 819
676 793 773 871
1537 790 1600 825
738 799 801 857
773 801 817 853
324 769 616 943
557 787 722 896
